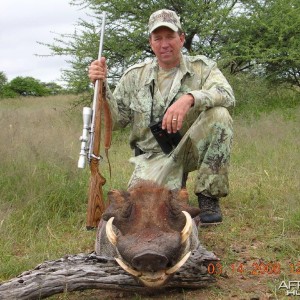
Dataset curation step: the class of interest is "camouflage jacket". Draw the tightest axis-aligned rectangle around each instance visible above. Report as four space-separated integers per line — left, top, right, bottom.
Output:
106 54 235 152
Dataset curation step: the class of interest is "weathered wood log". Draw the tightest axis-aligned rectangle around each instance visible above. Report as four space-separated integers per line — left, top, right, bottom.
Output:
0 246 219 300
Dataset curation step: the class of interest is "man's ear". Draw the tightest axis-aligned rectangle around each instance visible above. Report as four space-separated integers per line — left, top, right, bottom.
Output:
149 36 153 50
180 32 185 46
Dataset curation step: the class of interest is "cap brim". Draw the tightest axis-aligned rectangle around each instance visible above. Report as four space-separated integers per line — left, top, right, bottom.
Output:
150 22 178 33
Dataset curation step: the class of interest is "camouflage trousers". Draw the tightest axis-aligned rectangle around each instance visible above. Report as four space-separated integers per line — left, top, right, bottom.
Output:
128 106 233 198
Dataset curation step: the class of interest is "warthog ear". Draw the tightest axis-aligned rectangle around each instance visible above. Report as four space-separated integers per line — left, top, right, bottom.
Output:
171 189 200 218
168 189 188 217
102 189 132 221
177 189 189 204
107 189 130 206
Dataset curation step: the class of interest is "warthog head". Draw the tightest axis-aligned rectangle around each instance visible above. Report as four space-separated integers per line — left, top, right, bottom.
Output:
100 181 200 287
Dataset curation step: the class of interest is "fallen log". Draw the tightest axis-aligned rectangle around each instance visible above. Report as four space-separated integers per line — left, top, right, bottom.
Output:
0 246 219 300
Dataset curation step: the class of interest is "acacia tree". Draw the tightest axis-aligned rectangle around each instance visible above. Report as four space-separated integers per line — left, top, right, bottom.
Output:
221 0 300 86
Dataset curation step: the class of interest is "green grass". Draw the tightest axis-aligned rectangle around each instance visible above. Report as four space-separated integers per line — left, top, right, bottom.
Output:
227 73 300 118
0 89 299 299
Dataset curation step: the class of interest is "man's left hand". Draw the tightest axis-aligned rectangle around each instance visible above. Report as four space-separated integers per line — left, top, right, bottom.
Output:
162 94 194 133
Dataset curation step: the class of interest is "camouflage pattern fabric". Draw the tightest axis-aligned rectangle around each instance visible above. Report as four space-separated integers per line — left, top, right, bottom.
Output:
128 106 233 198
105 54 235 198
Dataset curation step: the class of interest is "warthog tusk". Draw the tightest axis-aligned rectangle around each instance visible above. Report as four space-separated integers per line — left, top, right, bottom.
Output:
115 250 191 287
165 250 191 275
106 217 117 246
115 257 142 277
181 211 192 244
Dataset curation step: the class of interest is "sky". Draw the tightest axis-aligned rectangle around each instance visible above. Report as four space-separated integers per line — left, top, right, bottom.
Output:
0 0 90 85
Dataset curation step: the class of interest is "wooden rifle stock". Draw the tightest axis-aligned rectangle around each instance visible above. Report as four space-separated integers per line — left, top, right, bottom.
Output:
86 80 112 230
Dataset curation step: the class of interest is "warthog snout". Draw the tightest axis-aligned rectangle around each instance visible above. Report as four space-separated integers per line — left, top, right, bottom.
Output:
132 251 168 272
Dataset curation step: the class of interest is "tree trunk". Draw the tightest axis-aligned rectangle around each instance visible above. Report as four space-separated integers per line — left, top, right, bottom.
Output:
0 246 219 300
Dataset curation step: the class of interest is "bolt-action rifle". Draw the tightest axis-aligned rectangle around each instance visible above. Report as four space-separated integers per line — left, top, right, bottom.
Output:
77 12 112 230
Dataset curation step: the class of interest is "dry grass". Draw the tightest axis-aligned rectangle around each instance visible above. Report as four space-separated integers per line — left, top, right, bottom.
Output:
0 95 299 299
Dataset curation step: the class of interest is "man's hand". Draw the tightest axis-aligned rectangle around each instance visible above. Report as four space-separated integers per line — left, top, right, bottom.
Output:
88 57 107 84
162 94 194 133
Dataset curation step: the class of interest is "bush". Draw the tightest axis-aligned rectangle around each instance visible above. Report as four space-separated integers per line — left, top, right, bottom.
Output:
0 85 18 99
9 76 51 97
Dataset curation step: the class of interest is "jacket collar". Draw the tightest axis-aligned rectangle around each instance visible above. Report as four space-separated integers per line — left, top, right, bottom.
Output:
145 54 193 86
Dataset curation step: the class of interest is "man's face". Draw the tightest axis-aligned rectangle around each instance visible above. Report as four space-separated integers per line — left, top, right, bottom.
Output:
149 27 185 69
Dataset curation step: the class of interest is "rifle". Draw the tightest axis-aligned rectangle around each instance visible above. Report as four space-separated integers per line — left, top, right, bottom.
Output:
77 12 112 230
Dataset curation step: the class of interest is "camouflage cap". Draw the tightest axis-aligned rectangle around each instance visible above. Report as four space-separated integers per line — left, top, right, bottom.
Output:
148 9 182 33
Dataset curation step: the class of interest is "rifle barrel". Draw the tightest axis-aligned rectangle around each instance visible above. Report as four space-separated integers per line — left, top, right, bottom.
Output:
89 11 106 162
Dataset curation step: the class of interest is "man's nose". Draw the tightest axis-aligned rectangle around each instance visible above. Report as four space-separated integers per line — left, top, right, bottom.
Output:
161 39 169 48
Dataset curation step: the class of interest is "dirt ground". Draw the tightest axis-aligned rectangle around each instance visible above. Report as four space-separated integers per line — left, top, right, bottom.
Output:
62 274 279 300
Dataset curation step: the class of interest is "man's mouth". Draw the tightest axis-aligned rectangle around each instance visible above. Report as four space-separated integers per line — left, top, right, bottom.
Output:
161 51 172 56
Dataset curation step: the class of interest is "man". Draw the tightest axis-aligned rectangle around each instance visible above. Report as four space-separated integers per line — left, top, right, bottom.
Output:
89 9 235 225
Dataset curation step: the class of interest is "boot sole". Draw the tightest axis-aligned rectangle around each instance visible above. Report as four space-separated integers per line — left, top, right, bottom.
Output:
199 221 223 227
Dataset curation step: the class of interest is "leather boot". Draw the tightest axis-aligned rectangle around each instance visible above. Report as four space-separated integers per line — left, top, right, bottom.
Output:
197 193 222 225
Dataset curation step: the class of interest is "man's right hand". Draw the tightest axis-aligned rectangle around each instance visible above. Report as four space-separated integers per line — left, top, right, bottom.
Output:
88 57 107 84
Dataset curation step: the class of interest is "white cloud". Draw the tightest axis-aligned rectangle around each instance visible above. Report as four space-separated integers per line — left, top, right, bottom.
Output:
0 0 89 84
